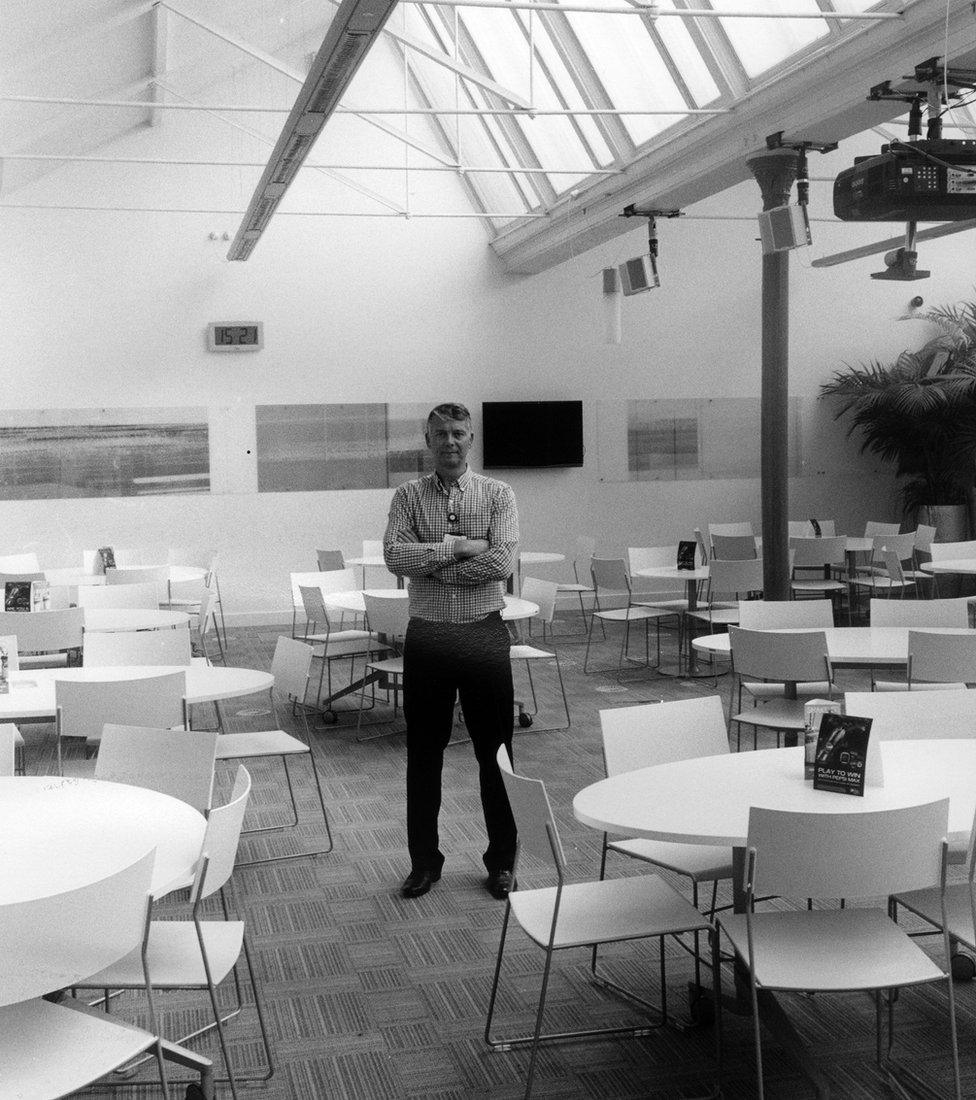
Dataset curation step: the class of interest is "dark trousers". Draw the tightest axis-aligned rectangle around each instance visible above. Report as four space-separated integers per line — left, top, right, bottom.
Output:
402 612 516 875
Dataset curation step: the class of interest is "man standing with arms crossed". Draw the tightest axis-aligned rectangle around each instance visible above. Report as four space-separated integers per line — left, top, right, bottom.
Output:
384 403 519 900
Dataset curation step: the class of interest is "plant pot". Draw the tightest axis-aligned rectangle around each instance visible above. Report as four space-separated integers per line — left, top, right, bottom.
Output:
921 503 969 542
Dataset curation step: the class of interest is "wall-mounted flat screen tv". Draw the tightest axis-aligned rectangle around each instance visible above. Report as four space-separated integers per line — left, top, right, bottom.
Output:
481 401 584 468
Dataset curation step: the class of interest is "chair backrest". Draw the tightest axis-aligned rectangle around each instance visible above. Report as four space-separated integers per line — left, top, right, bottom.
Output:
0 571 46 584
870 531 915 563
707 522 753 543
316 549 345 572
929 539 976 561
0 636 19 672
84 625 192 667
363 592 410 638
600 696 729 777
495 744 566 873
787 520 837 538
913 524 937 553
56 670 187 743
747 800 947 900
729 626 830 683
96 725 218 814
789 535 846 568
0 847 155 1007
590 557 631 595
572 535 596 564
869 596 970 627
520 577 558 626
194 765 252 902
710 533 758 561
628 545 699 598
694 528 709 564
908 630 976 685
0 724 15 776
879 548 906 584
706 556 764 598
0 553 41 574
844 689 976 740
362 539 384 557
0 607 84 653
299 584 331 626
76 583 159 610
863 521 900 539
737 599 833 629
269 635 314 705
289 568 358 609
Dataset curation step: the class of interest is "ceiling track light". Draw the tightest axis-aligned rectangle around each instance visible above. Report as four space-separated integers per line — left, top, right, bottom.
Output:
227 0 398 261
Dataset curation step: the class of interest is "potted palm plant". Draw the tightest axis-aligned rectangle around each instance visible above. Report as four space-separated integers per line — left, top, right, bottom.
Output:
819 297 976 539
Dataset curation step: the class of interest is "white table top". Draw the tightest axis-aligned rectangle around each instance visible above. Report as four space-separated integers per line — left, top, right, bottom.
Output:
346 555 388 568
574 740 975 849
692 625 976 666
0 664 273 719
324 588 538 621
519 551 565 565
921 558 976 575
45 565 206 586
636 565 709 583
0 776 205 904
83 608 191 633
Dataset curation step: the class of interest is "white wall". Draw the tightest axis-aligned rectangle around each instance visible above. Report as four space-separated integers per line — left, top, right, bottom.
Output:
4 74 976 620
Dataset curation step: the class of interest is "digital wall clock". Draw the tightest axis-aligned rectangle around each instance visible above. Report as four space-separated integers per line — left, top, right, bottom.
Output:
206 322 263 351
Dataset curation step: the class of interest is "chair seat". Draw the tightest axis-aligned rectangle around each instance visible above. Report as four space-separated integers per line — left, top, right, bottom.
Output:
730 698 807 730
366 656 404 676
0 998 162 1097
215 728 309 758
791 580 847 593
687 607 740 627
83 920 244 988
633 598 688 611
19 652 70 669
593 606 669 623
720 908 945 992
308 630 388 657
510 873 709 949
851 578 915 592
509 644 555 660
894 882 975 946
555 582 593 594
742 680 831 701
608 838 733 882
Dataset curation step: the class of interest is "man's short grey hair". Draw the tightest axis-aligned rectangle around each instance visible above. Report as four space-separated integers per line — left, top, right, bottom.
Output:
426 403 471 429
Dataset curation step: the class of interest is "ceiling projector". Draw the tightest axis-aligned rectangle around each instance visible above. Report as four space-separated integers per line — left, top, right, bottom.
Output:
833 139 976 221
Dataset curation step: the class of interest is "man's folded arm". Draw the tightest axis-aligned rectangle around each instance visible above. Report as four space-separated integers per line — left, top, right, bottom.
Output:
383 492 455 577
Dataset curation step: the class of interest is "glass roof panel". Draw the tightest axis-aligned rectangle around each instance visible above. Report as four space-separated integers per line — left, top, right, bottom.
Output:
710 0 828 79
563 11 690 146
650 1 720 106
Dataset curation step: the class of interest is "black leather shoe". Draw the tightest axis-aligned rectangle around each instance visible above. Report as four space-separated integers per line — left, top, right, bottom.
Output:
486 869 514 900
400 868 440 899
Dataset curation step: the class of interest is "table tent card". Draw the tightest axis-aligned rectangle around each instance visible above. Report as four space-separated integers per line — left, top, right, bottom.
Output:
676 541 697 570
809 517 822 537
813 713 873 797
97 546 115 573
4 581 32 612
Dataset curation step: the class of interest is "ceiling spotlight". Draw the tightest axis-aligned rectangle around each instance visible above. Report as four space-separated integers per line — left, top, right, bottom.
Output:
870 247 930 281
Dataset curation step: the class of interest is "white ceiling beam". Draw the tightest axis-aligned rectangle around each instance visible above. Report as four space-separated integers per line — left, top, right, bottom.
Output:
150 3 168 127
411 0 901 18
492 0 976 273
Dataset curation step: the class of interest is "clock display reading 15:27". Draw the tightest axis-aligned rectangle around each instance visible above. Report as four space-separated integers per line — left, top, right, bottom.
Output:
207 322 263 351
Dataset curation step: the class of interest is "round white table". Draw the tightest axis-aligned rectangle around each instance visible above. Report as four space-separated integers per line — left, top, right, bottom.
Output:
921 558 976 575
635 564 709 673
574 740 975 850
0 664 273 720
0 775 205 903
83 608 191 633
324 588 539 622
692 625 976 667
519 551 565 568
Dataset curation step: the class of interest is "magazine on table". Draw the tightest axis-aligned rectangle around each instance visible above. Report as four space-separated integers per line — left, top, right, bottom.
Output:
813 712 872 796
4 581 32 612
676 541 697 570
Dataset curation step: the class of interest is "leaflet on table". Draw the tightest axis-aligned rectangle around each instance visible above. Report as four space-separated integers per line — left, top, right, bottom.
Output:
97 546 115 572
4 581 32 612
676 541 697 570
813 713 872 796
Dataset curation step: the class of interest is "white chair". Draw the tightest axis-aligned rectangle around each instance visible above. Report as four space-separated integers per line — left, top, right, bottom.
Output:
707 522 753 548
486 745 712 1100
357 539 385 585
212 637 334 867
96 724 219 815
55 669 187 773
356 592 411 738
315 548 345 572
728 627 834 750
929 539 976 597
77 767 272 1099
77 583 159 610
869 596 970 626
873 630 976 692
596 697 732 994
510 578 570 731
0 638 24 771
166 549 227 647
789 535 851 623
787 519 836 537
0 723 16 776
863 520 901 538
0 849 172 1099
713 800 960 1100
556 535 597 633
194 588 226 664
0 606 84 668
106 565 170 604
849 537 918 615
911 523 938 594
627 545 700 614
709 533 758 560
844 689 976 741
290 566 362 638
734 599 833 707
83 624 193 666
583 557 672 679
686 556 764 637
